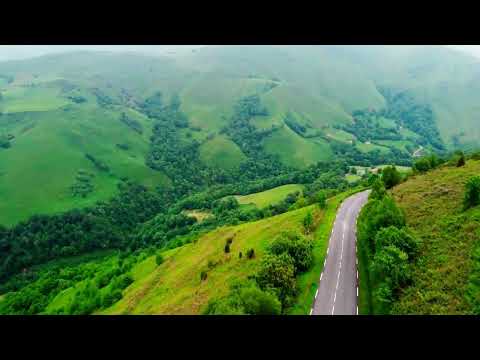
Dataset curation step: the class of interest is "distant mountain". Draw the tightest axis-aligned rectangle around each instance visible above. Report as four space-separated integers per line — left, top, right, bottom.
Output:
1 45 479 225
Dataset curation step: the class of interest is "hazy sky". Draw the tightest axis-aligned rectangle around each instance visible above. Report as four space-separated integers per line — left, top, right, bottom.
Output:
0 45 479 62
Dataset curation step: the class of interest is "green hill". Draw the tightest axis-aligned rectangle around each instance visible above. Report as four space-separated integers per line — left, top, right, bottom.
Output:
2 46 480 225
385 160 480 314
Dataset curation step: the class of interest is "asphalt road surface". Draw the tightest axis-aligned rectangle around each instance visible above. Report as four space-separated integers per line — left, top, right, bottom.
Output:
311 190 370 315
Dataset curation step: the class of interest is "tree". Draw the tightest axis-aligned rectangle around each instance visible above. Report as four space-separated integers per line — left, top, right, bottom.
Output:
370 178 387 200
256 253 296 307
374 226 419 259
371 245 410 292
268 232 314 273
381 166 401 189
316 191 327 209
303 211 314 234
464 176 480 210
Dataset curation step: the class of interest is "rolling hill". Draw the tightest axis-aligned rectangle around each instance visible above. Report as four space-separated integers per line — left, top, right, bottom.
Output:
2 45 480 226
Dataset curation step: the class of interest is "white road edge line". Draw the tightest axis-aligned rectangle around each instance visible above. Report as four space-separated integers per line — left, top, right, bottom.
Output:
357 287 359 297
315 289 319 298
310 308 313 315
356 306 358 315
320 272 323 281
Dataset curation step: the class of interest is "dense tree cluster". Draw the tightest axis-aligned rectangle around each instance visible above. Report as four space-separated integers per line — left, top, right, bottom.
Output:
357 178 419 313
0 182 164 283
379 87 445 151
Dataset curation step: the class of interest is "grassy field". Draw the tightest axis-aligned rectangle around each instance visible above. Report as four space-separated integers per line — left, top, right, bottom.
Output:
387 160 480 314
356 142 391 154
183 210 213 222
263 126 333 168
345 174 362 183
234 184 304 208
0 86 70 113
101 204 320 314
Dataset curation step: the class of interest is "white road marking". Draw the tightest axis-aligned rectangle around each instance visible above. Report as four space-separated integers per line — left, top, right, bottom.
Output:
357 270 358 280
356 306 358 315
331 305 335 315
357 287 359 297
324 259 326 267
310 308 313 315
315 289 319 298
320 273 323 281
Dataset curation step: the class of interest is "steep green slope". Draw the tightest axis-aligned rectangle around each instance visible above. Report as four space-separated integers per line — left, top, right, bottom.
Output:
0 83 169 225
390 160 480 314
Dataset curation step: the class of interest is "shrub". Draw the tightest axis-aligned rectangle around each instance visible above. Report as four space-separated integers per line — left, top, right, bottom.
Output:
464 176 480 210
246 248 255 259
239 252 243 259
457 152 466 167
374 226 419 259
316 191 327 209
268 232 314 273
224 243 231 253
202 281 281 315
370 178 387 200
371 245 410 292
155 254 164 266
381 166 401 189
256 253 296 307
200 270 208 281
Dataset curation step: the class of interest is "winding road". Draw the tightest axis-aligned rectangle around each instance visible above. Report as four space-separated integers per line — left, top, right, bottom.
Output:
311 190 370 315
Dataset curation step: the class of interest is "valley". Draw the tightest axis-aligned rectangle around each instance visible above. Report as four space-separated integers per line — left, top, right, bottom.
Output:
1 45 480 315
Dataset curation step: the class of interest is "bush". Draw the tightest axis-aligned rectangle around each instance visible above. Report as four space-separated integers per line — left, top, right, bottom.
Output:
316 191 327 209
155 254 164 266
370 178 387 200
203 281 281 315
200 270 208 281
381 166 401 189
374 226 419 259
358 196 406 254
268 232 313 273
239 252 243 259
457 152 466 167
256 253 296 307
246 248 255 259
224 243 231 253
371 245 410 292
464 176 480 210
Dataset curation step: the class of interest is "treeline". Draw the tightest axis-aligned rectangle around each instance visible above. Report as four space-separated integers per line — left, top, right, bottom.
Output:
357 175 420 314
330 139 412 167
0 250 149 315
379 87 445 151
0 182 164 283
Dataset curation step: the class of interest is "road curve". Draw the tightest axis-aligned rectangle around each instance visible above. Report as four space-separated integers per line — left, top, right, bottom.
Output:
311 190 370 315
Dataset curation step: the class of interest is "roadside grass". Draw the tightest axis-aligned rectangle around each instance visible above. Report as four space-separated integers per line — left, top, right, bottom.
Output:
234 184 304 209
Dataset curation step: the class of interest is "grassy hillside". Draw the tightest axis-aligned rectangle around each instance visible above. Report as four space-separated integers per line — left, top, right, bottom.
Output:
0 83 169 225
234 184 304 208
2 45 480 225
390 160 480 314
101 204 320 314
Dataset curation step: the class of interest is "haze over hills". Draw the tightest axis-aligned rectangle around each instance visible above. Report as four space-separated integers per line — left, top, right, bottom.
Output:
1 45 480 225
